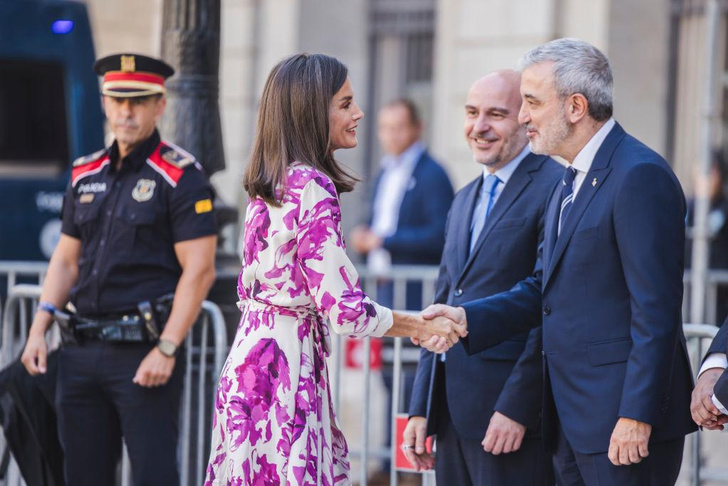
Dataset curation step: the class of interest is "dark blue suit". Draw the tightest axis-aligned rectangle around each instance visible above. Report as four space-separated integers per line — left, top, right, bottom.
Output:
409 153 561 485
461 124 697 484
371 150 454 269
707 319 728 356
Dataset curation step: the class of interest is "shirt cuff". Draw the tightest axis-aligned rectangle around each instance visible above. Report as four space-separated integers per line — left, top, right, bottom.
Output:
712 394 728 415
699 353 728 377
368 303 394 338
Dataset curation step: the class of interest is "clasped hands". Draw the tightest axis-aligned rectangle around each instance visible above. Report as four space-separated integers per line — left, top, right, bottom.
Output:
411 304 468 354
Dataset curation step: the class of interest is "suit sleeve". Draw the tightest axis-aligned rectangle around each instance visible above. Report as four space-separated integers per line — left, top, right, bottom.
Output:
707 319 728 356
408 207 452 419
493 327 543 431
613 163 686 425
460 254 543 355
493 194 549 431
382 165 454 259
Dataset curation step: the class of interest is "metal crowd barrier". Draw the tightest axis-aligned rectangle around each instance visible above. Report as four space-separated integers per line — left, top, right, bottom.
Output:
336 265 440 486
3 260 728 485
0 283 227 486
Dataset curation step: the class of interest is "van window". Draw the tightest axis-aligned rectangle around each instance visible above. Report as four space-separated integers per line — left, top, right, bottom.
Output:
0 59 69 177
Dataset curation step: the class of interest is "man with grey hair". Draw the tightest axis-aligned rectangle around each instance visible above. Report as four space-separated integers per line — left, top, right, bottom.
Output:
421 38 696 484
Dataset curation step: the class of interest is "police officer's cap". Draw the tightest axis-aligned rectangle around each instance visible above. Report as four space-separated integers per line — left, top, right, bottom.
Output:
94 53 175 98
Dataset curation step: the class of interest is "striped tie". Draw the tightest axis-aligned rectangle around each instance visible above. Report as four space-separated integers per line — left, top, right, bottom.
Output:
558 167 577 235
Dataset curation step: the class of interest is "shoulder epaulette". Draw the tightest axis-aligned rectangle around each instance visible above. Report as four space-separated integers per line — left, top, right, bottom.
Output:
72 148 107 168
159 141 197 168
71 149 110 187
147 141 200 188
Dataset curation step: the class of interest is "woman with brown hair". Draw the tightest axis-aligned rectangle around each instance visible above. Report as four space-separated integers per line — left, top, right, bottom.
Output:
204 53 464 485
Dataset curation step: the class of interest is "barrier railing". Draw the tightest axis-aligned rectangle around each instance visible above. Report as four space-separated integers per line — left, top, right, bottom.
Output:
1 260 728 485
0 284 227 486
340 265 440 486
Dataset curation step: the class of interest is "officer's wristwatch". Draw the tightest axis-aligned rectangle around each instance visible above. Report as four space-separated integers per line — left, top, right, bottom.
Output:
157 339 178 358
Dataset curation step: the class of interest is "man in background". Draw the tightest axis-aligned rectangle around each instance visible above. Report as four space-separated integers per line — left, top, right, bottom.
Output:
349 99 453 476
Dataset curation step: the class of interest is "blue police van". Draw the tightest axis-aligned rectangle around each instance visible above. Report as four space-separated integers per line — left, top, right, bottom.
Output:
0 0 104 261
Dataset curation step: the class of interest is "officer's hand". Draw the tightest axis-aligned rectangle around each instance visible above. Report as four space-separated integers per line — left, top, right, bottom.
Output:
21 333 48 375
133 347 175 387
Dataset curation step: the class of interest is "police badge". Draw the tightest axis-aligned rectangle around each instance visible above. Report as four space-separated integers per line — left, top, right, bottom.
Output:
132 179 156 202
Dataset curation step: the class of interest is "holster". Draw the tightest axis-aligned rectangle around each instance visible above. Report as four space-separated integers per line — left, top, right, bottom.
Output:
138 294 174 341
52 309 80 345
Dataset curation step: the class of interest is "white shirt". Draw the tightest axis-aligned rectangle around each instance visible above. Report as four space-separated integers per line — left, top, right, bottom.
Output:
368 141 425 274
570 118 616 199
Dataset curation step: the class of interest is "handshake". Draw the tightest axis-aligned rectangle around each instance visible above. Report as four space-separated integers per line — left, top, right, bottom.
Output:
404 304 468 354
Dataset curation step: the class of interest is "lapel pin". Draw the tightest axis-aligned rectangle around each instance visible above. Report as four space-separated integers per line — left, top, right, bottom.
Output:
592 177 597 187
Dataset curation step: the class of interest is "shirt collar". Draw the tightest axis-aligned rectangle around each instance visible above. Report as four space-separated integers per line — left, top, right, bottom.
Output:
109 129 161 173
381 140 426 170
571 118 616 174
482 144 530 186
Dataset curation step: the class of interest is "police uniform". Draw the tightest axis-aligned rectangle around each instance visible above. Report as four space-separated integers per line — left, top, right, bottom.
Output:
55 54 216 486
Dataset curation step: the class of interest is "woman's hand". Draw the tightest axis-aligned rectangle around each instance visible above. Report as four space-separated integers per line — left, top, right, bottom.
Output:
416 314 467 353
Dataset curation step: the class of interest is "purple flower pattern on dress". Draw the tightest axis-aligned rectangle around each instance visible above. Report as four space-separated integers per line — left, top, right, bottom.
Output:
205 163 393 485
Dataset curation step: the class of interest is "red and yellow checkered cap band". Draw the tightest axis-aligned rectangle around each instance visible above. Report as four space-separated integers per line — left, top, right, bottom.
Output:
102 71 166 97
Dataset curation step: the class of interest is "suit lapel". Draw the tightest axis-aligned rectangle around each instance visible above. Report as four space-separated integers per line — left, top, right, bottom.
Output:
455 178 481 273
543 123 626 288
459 155 540 281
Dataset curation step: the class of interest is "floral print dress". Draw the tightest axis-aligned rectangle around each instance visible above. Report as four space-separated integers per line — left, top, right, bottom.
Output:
205 163 393 485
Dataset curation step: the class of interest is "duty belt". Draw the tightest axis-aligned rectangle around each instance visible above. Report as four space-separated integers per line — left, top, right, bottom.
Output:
74 315 148 342
53 295 173 345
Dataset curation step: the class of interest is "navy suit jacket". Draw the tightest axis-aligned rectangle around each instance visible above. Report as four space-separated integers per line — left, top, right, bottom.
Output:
707 319 728 356
408 153 562 440
370 150 454 267
461 123 698 453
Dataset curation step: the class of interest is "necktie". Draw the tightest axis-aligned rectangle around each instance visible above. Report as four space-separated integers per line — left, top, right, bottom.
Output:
470 174 501 252
558 167 577 235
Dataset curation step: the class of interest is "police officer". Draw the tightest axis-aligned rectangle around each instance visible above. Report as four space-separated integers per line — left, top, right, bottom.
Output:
21 53 217 485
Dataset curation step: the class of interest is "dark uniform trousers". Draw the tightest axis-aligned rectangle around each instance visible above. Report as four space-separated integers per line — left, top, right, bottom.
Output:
56 341 185 486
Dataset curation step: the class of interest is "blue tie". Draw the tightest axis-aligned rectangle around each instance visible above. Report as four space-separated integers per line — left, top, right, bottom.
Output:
558 167 577 235
470 174 501 252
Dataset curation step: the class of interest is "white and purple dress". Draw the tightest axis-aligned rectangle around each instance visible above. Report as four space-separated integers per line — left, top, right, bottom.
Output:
205 163 393 485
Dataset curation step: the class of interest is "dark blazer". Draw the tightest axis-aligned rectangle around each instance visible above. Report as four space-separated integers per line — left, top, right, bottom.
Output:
408 152 562 440
460 123 698 453
708 319 728 355
370 150 454 267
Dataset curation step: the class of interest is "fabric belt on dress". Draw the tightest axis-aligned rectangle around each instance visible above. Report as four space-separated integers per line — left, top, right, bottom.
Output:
237 299 331 355
237 299 318 318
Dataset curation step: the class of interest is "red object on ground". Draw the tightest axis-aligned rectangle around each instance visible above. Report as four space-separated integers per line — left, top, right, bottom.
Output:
394 413 434 471
344 337 383 370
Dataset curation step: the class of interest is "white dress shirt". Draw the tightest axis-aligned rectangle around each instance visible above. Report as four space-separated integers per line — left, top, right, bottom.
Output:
368 141 425 274
570 118 616 199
